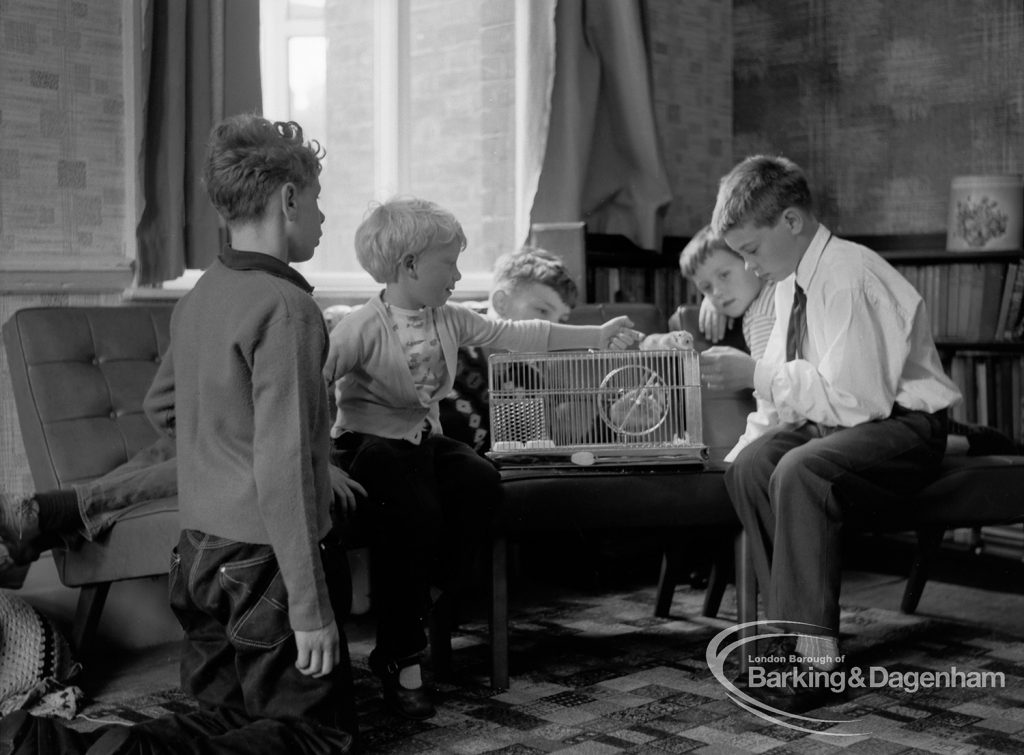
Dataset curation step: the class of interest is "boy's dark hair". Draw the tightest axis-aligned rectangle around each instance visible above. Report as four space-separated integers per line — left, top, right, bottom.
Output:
204 114 325 224
355 197 467 284
492 247 579 308
678 226 741 279
711 154 812 236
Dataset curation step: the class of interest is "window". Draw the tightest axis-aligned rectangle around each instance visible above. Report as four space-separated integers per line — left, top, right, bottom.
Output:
259 0 518 299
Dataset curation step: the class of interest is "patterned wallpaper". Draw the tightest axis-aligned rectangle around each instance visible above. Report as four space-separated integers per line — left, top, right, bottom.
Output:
647 0 734 238
0 0 126 260
732 0 1024 235
1 0 126 503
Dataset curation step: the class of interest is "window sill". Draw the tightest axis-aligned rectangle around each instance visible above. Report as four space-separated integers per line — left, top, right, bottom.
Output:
123 270 494 306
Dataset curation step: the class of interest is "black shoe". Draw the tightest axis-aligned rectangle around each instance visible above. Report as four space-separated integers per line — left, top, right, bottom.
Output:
367 650 436 721
740 643 848 714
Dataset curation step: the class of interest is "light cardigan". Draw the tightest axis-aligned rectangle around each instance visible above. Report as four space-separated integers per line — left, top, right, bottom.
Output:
329 294 603 441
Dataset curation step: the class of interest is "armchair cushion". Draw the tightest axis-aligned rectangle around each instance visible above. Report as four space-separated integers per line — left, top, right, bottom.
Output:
4 306 178 589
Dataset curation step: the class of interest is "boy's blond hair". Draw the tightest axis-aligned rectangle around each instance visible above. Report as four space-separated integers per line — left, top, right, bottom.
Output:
711 154 812 236
491 247 578 309
204 114 324 225
677 226 740 280
355 197 467 284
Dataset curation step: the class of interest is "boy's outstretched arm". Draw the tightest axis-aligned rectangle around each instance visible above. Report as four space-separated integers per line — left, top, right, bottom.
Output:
546 315 643 350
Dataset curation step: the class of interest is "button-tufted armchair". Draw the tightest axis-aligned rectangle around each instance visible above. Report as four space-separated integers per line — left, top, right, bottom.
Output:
4 305 179 651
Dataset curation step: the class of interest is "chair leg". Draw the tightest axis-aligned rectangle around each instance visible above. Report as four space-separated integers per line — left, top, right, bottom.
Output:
734 531 757 676
71 583 111 653
654 548 681 618
701 538 734 618
901 527 945 614
490 535 509 691
428 595 454 681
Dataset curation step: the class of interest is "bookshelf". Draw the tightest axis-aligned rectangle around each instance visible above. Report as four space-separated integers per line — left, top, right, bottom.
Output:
863 233 1024 561
584 233 697 318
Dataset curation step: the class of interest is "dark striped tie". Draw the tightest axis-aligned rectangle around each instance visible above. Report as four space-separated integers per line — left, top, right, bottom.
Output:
786 283 807 361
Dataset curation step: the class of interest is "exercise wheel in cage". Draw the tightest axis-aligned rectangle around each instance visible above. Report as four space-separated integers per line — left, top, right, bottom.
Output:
487 348 706 465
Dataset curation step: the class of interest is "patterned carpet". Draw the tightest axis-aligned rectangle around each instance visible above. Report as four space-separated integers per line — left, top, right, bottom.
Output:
69 584 1024 754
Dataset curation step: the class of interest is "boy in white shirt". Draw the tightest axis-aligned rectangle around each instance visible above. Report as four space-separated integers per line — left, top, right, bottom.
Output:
714 155 961 713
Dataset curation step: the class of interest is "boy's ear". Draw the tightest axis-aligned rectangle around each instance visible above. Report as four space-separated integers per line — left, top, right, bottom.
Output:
280 183 298 222
491 289 509 317
402 254 417 279
781 207 804 235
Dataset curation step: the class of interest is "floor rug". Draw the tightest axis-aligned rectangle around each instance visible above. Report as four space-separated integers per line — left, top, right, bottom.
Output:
66 585 1024 753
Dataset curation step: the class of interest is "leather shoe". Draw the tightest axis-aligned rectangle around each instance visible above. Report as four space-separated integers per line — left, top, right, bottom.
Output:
0 494 42 589
741 641 848 714
368 650 436 721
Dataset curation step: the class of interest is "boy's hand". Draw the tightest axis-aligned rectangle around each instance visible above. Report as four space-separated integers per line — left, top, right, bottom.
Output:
295 620 342 678
323 342 343 385
328 464 366 520
698 297 733 343
600 316 643 350
699 346 756 392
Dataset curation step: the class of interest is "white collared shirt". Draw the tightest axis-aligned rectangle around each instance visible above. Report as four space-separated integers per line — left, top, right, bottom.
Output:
725 224 962 462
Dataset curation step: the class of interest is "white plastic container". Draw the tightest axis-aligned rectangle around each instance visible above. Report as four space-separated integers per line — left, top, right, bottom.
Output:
946 175 1023 252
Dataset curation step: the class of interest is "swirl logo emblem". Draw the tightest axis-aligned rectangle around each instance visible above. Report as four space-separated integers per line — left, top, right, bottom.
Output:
705 621 868 737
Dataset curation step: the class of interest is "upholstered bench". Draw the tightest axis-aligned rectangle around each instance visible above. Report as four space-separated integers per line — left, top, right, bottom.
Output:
485 302 746 689
486 302 1024 690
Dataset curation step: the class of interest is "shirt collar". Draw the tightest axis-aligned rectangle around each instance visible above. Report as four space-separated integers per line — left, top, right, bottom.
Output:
794 224 833 291
218 245 314 294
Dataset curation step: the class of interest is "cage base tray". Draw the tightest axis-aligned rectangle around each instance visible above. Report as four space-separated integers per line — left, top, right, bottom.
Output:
487 445 708 469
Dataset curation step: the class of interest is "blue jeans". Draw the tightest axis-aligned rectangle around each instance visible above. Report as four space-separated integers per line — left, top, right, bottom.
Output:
168 529 355 734
74 437 178 541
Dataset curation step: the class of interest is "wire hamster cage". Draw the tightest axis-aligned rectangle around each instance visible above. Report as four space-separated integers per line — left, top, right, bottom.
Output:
487 348 706 466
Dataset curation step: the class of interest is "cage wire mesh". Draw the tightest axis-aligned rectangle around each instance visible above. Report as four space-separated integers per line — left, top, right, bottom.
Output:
487 349 706 464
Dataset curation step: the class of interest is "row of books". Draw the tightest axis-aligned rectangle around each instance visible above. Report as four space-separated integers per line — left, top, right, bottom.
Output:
589 265 695 316
892 261 1024 342
948 353 1023 444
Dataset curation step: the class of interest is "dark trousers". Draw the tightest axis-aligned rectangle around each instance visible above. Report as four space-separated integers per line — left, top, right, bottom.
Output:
336 432 499 660
725 407 948 635
0 531 356 755
169 530 356 734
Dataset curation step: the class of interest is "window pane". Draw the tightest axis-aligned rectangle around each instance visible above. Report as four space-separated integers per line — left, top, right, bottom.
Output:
288 0 325 21
288 37 326 144
407 0 516 280
263 0 517 290
317 0 375 277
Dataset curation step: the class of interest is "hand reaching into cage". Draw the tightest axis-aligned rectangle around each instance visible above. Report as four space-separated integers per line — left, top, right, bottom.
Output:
599 316 644 350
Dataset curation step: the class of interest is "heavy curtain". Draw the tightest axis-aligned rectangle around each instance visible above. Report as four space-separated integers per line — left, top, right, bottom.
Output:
133 0 261 286
525 0 672 252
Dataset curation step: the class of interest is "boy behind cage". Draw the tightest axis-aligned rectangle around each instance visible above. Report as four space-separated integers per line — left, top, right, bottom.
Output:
324 197 640 720
677 225 776 390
